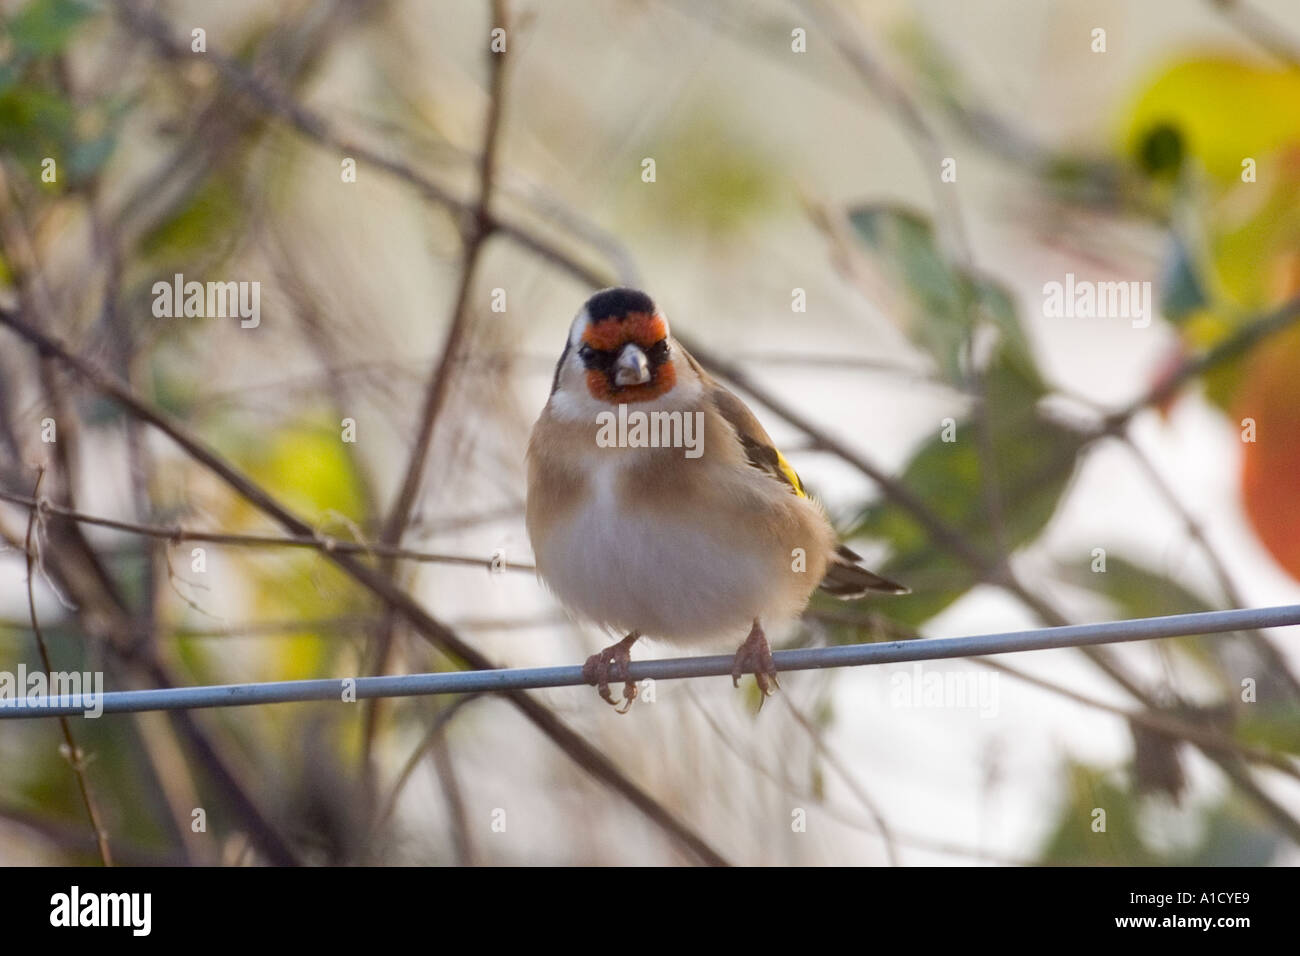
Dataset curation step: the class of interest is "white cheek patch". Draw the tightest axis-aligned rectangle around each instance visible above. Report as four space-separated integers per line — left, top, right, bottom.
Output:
550 379 608 422
568 307 592 348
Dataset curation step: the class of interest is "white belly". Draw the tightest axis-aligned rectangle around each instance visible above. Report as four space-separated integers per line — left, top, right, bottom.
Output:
534 464 795 642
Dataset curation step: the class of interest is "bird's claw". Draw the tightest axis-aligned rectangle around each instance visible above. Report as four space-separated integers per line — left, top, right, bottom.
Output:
583 635 638 712
732 621 779 708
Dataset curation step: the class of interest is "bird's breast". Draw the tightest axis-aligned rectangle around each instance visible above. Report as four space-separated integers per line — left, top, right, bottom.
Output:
529 451 828 642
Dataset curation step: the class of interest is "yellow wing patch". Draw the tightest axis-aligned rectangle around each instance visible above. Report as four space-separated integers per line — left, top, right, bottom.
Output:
775 448 807 498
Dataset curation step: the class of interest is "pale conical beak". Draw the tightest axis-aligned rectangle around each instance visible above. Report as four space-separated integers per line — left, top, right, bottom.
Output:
612 343 651 386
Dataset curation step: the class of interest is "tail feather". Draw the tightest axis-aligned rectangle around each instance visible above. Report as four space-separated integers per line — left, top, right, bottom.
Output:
818 544 909 599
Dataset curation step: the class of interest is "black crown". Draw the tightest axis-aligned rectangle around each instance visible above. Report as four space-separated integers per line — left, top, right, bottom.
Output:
584 287 655 323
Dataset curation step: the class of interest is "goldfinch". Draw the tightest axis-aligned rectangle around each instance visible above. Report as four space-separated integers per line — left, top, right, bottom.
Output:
526 288 906 710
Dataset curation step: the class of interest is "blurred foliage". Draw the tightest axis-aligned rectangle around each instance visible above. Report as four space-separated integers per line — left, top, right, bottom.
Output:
1119 55 1300 582
629 115 781 234
849 205 1036 383
1238 325 1300 582
1122 58 1300 185
140 176 245 264
188 420 371 683
1040 763 1279 865
1060 555 1219 677
9 627 175 859
837 204 1083 628
849 350 1082 628
6 0 91 55
0 0 119 189
821 54 1300 862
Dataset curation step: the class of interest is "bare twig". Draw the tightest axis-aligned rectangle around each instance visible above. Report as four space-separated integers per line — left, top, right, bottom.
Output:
1104 296 1300 431
1209 0 1300 66
109 0 617 300
0 488 536 571
973 658 1299 779
364 0 515 783
0 803 182 866
782 695 900 866
1112 432 1300 697
684 688 1036 866
430 732 474 866
23 471 113 866
369 693 484 861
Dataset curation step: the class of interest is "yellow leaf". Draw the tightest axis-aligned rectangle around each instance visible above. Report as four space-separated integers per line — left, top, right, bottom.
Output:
1122 57 1300 183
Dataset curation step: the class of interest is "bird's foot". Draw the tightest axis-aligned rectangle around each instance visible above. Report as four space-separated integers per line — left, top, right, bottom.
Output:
732 619 780 706
583 632 640 713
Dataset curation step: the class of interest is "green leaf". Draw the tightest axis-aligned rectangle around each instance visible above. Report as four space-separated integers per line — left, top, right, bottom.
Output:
0 81 120 188
1039 763 1161 864
6 0 93 55
1061 554 1211 620
850 205 964 380
841 348 1082 629
847 203 1038 384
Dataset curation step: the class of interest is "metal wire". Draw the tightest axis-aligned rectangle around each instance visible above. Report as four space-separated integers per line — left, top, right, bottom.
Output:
3 604 1298 718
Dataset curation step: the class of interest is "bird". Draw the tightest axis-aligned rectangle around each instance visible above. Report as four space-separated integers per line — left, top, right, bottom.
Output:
525 288 907 711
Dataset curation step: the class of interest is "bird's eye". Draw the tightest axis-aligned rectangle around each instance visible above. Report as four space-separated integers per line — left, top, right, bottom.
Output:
645 339 670 366
578 344 616 371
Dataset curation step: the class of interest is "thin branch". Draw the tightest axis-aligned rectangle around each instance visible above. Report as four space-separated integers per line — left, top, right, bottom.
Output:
0 488 536 572
1104 296 1300 431
782 695 900 866
23 470 113 866
973 658 1299 780
364 0 514 783
369 693 484 858
1209 0 1300 66
0 498 302 866
109 0 613 284
430 732 474 866
1111 432 1300 697
5 154 303 866
77 0 1300 853
0 803 181 866
684 688 1033 865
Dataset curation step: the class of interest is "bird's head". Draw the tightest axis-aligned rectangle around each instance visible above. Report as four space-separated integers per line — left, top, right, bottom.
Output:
548 288 700 417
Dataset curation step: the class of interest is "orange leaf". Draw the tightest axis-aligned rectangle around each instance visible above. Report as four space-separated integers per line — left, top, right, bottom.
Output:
1239 325 1300 580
